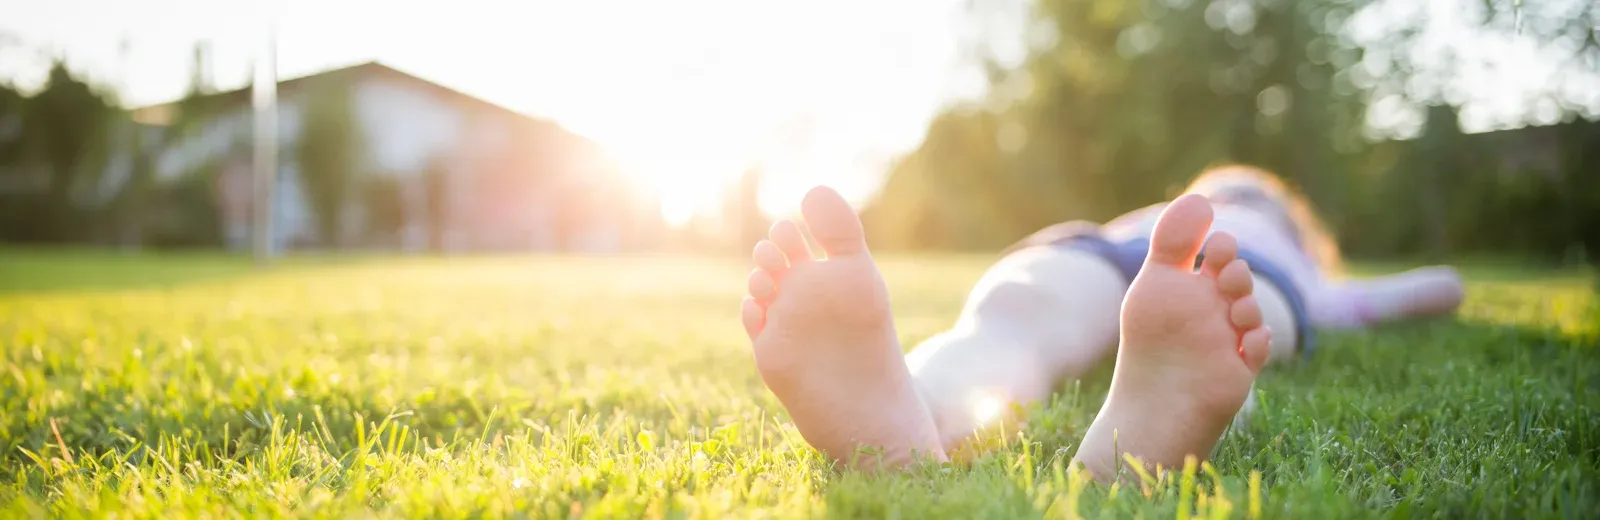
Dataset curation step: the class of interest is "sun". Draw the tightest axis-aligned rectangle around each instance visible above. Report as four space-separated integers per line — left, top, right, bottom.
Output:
653 179 714 228
616 154 744 228
572 115 832 228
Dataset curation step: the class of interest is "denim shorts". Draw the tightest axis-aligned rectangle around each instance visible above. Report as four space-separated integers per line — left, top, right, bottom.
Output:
1005 221 1316 357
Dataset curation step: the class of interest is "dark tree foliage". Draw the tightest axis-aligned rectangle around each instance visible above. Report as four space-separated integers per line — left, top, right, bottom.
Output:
0 64 116 243
866 0 1599 265
296 84 364 248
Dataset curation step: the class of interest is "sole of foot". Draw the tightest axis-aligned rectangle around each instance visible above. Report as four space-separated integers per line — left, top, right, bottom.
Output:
741 186 946 470
1074 193 1272 480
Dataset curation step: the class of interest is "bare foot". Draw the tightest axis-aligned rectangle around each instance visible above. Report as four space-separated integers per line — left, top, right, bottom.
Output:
741 186 946 470
1073 194 1272 480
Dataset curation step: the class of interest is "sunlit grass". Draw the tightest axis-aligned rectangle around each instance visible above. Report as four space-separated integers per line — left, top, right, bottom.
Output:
1 251 1595 518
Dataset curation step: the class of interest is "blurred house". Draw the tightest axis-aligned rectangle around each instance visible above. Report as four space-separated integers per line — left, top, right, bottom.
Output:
103 61 648 253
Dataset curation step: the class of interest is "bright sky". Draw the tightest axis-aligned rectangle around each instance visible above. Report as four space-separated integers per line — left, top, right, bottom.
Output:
1349 0 1600 140
0 0 1593 224
0 0 990 223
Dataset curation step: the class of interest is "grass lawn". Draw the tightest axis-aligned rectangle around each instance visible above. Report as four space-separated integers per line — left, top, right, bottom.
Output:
1 250 1596 518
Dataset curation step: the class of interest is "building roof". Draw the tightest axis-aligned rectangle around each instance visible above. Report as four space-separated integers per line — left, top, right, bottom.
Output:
132 61 557 130
129 60 616 173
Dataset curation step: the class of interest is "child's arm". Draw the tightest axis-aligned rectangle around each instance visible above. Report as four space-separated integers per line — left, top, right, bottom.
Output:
1308 266 1465 329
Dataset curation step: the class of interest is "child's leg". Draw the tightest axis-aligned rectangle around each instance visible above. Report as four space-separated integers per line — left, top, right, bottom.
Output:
1373 266 1465 320
906 245 1128 448
1253 272 1300 363
904 240 1306 449
1309 266 1464 329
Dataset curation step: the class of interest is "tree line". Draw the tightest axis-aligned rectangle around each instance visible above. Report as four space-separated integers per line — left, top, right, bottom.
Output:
0 44 258 249
0 46 447 251
861 0 1600 264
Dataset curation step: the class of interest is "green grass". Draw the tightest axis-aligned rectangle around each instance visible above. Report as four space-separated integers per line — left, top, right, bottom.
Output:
1 250 1596 518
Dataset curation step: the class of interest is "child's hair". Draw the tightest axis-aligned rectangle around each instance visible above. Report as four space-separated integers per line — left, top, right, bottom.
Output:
1182 164 1344 276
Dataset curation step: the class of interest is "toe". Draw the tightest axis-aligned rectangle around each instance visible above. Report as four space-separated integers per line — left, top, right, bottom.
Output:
1201 232 1238 276
753 240 789 274
800 186 869 258
1217 259 1253 300
1146 193 1214 268
1239 326 1271 373
748 269 777 304
769 220 812 263
1230 295 1263 331
741 297 765 340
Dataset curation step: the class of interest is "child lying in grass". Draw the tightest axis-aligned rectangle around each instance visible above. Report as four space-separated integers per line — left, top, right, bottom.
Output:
738 165 1464 480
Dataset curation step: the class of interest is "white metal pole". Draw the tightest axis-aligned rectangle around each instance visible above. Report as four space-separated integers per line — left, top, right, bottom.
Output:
252 15 278 263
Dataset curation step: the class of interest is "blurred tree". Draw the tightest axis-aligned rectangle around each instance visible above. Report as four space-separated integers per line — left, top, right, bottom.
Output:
0 83 27 203
110 42 227 248
296 83 364 248
0 32 34 177
102 123 157 247
142 167 225 248
0 93 40 243
1563 122 1600 263
864 108 1025 250
423 155 449 253
1344 0 1600 262
1413 104 1462 259
869 0 1598 265
5 63 117 243
871 0 1372 250
363 174 405 247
